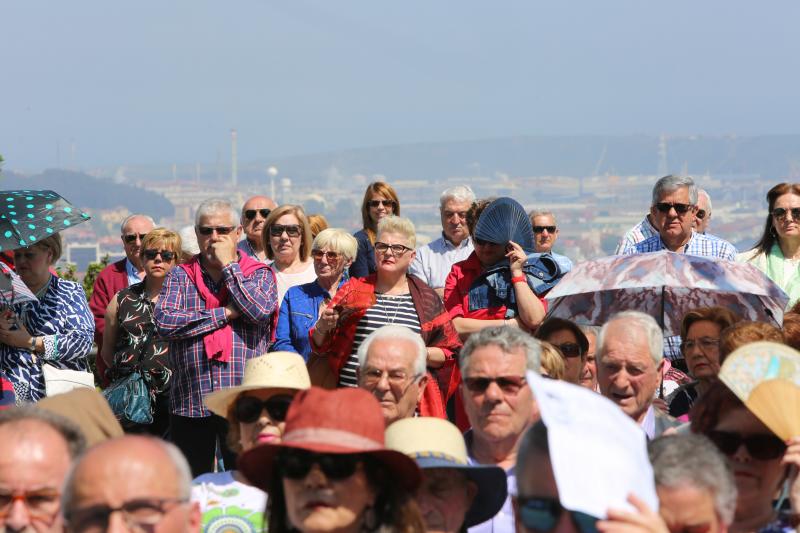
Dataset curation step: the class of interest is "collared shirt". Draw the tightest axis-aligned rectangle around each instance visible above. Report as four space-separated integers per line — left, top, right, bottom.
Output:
615 215 658 255
237 239 272 265
125 258 143 286
154 258 278 418
641 404 656 440
465 431 515 533
409 233 474 289
621 231 738 261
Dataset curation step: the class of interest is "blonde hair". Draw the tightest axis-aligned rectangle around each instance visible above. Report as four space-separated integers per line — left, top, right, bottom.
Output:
539 341 566 380
307 214 329 239
312 229 358 263
262 205 313 262
140 228 182 262
376 216 416 249
32 234 63 265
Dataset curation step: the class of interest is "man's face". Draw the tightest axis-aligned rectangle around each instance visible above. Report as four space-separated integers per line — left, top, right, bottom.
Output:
650 187 695 245
195 212 242 266
657 485 725 533
121 216 155 265
357 337 427 426
579 332 598 391
532 215 558 253
418 469 476 533
694 194 711 234
514 450 580 533
0 420 72 533
241 197 275 243
596 321 662 423
440 199 471 245
461 344 535 444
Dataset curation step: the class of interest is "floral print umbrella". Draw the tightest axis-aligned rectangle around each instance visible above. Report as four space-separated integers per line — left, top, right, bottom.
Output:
0 190 91 252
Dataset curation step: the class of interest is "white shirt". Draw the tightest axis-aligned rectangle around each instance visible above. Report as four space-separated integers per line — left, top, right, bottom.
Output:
273 261 317 307
409 234 474 289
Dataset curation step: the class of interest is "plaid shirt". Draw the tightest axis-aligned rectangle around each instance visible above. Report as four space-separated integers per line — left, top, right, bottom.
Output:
622 232 738 260
154 258 277 417
615 215 658 255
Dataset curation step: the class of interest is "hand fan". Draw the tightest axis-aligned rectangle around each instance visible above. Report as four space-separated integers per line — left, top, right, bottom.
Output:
718 341 800 440
334 284 377 324
474 197 535 253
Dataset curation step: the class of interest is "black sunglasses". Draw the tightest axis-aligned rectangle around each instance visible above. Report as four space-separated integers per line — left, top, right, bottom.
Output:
695 209 707 220
517 496 598 533
234 394 293 423
122 233 148 244
244 208 271 220
706 430 786 461
463 375 527 394
269 224 302 238
772 207 800 221
655 202 693 214
533 225 557 234
197 226 236 236
554 342 582 358
279 449 363 480
368 199 395 208
142 249 177 262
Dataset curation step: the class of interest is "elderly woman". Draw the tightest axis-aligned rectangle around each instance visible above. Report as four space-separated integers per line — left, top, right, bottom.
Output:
238 386 424 533
100 228 181 436
193 352 310 533
263 205 316 305
311 216 461 417
350 181 401 279
738 183 800 308
273 229 357 360
0 234 93 402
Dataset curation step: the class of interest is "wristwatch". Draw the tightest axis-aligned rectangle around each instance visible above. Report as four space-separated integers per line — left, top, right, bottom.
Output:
27 336 37 353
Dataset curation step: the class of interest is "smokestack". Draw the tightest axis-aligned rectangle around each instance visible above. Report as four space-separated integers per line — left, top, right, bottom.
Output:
231 129 238 187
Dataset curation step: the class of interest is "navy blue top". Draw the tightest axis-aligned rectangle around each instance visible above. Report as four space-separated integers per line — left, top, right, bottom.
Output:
349 229 376 279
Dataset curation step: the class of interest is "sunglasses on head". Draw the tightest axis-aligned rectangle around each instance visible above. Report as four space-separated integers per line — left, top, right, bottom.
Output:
279 449 363 481
554 342 582 358
516 496 599 533
197 226 236 236
463 375 527 394
533 226 557 234
142 249 176 261
123 233 148 244
244 208 271 220
269 224 302 238
312 250 340 261
772 207 800 221
706 430 786 460
695 209 707 220
368 199 395 208
655 202 693 214
234 394 293 423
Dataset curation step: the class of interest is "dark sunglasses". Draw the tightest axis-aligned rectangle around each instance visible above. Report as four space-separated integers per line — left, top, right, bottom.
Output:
772 207 800 221
312 250 340 261
197 226 236 236
244 208 271 220
122 233 148 244
463 375 527 394
517 496 599 533
142 249 177 262
655 202 693 214
269 224 302 238
706 430 786 461
368 199 395 208
533 225 557 234
234 394 293 423
279 449 362 480
554 342 582 358
695 209 707 220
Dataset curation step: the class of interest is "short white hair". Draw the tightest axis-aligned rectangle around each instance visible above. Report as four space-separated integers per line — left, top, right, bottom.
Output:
460 325 541 375
195 198 238 227
698 189 713 213
597 311 663 364
439 185 476 209
357 325 427 376
651 175 698 206
120 214 155 234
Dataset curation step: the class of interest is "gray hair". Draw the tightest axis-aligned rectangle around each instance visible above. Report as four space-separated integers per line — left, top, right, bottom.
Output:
460 326 541 375
357 325 427 376
649 434 737 525
516 421 549 483
579 324 601 339
195 198 239 227
439 185 476 210
313 228 359 263
597 311 663 364
0 405 86 459
698 189 713 213
528 210 557 225
651 175 698 206
120 214 155 234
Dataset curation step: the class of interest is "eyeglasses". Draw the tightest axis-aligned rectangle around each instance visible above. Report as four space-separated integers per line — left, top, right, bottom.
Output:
554 342 582 358
122 233 148 244
64 498 188 533
368 200 395 208
312 250 341 261
234 394 293 423
463 375 527 395
279 449 363 481
374 242 412 256
772 207 800 221
533 226 557 234
142 249 177 262
516 496 599 533
655 202 693 215
680 337 719 353
0 488 60 522
695 209 707 220
706 430 786 460
244 208 271 220
269 224 302 238
197 226 236 236
361 368 421 389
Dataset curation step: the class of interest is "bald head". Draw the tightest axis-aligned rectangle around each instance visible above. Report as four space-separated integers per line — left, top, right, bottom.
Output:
241 195 277 244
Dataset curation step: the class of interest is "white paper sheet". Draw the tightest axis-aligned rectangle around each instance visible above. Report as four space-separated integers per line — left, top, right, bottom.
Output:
527 371 659 519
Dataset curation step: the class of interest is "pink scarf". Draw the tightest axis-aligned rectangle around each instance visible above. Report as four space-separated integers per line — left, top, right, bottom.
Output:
180 253 267 363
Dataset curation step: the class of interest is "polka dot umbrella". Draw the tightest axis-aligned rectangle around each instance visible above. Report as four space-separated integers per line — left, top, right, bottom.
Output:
0 190 91 252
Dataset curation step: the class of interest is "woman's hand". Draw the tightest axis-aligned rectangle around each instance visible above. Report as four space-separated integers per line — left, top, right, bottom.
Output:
0 314 33 350
505 241 527 276
782 437 800 512
315 305 340 335
597 493 669 533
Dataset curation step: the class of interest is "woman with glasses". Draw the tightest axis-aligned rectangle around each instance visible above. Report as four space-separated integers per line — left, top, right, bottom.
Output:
262 205 316 305
311 216 460 417
273 229 357 361
101 228 182 436
738 183 800 308
534 318 589 385
193 352 310 533
350 182 401 280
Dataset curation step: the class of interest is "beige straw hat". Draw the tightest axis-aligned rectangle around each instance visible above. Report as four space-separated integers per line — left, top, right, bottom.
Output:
204 352 311 417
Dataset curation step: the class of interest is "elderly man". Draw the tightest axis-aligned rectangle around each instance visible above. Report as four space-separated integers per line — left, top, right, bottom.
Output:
0 406 86 533
596 311 679 439
619 175 736 259
155 198 278 476
409 185 475 296
356 325 429 426
649 434 736 533
695 189 713 234
89 213 155 382
460 326 541 533
62 436 200 533
579 325 600 391
237 195 277 263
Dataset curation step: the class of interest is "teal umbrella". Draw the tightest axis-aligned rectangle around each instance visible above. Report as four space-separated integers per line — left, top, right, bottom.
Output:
0 190 91 252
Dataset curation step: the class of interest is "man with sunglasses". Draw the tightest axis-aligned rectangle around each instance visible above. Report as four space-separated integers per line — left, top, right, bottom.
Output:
695 189 713 235
237 195 276 263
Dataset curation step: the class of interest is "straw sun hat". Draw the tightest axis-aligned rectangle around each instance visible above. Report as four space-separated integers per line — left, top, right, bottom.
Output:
204 352 311 418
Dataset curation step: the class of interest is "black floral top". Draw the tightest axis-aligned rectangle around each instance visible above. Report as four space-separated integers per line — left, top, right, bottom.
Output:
109 280 171 393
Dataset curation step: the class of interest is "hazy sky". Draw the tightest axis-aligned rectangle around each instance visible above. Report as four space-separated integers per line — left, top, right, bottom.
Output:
3 0 799 170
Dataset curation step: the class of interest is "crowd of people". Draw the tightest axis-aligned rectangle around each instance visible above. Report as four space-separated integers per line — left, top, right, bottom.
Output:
0 174 798 533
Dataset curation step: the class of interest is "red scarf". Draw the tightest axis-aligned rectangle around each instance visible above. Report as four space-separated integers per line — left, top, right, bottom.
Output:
180 253 267 363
